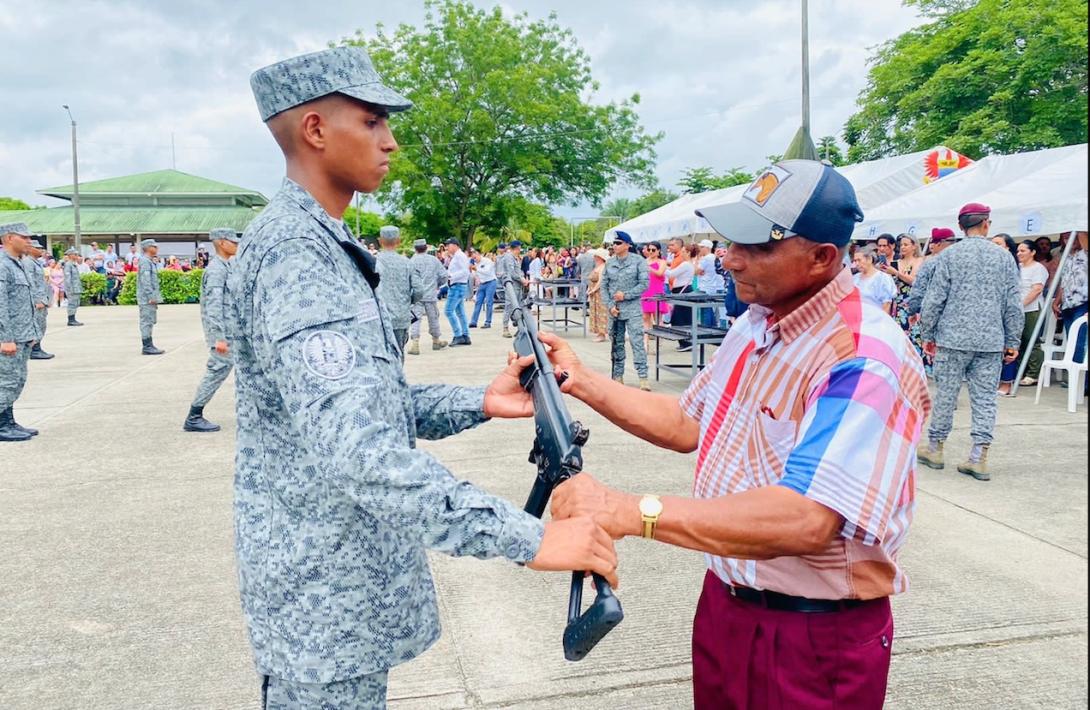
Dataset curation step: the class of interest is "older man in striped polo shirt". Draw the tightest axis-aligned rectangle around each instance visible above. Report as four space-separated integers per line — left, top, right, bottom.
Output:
539 161 931 709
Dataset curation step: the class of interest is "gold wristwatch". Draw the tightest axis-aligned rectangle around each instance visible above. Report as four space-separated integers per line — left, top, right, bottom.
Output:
638 495 664 540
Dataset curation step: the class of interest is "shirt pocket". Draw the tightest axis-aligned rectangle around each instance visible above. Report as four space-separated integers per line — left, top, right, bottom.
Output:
751 411 798 486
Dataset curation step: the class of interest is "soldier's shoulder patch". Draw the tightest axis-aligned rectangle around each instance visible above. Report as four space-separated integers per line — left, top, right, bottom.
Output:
302 330 356 380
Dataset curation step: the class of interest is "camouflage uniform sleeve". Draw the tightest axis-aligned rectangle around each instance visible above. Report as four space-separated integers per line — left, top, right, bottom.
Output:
410 384 489 440
409 261 424 305
631 258 649 302
919 257 950 343
137 258 153 302
203 265 227 342
0 265 11 342
1001 257 1025 351
257 239 544 562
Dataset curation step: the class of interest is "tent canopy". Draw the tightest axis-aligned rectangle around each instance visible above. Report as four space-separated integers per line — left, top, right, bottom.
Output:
854 144 1088 241
606 146 973 244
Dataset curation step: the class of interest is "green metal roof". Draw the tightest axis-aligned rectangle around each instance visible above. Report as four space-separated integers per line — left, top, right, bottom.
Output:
0 206 261 235
38 169 267 206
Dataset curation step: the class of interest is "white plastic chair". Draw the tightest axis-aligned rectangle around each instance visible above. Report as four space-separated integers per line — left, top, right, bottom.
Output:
1036 313 1088 413
1038 310 1066 388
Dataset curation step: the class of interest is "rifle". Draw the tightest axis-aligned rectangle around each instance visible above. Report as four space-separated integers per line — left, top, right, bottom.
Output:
502 276 624 661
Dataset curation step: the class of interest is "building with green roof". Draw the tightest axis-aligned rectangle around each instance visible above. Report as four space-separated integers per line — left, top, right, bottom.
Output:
0 169 267 259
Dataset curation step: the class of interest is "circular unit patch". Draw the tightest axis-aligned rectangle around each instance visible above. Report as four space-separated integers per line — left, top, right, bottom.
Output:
301 330 357 380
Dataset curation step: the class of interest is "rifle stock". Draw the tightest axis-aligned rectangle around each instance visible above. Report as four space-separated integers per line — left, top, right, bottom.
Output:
502 277 624 661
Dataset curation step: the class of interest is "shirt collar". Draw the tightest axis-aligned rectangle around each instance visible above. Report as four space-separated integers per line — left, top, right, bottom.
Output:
279 177 356 244
745 267 855 346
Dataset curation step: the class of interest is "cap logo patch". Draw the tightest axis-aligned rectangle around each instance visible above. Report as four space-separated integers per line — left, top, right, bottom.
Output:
744 165 792 207
770 226 786 240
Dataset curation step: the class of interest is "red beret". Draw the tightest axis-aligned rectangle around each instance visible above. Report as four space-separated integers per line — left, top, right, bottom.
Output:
931 227 955 242
958 202 991 218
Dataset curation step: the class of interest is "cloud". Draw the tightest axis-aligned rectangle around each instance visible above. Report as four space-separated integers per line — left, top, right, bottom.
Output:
0 0 921 216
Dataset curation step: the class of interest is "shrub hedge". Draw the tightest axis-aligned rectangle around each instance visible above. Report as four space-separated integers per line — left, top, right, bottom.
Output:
117 269 203 305
78 272 107 305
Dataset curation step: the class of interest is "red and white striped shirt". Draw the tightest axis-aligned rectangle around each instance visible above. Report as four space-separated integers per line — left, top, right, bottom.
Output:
680 268 930 600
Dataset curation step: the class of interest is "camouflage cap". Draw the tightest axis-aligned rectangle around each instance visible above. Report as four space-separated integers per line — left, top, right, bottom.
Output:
250 46 413 122
379 225 400 241
29 239 45 249
65 247 79 255
413 239 428 248
0 222 31 237
209 227 240 243
140 238 158 249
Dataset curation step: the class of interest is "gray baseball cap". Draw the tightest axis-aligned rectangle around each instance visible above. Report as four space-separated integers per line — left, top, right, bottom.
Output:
0 222 31 237
250 46 413 122
209 227 240 243
379 225 400 241
413 238 428 248
29 239 45 249
140 238 158 249
65 247 79 255
696 160 863 247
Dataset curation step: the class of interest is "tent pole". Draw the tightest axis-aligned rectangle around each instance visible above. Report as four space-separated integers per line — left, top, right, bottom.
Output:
1011 231 1077 396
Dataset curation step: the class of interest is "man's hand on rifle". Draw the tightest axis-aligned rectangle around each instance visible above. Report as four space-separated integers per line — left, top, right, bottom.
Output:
552 474 640 540
527 517 620 589
532 331 584 394
483 353 537 418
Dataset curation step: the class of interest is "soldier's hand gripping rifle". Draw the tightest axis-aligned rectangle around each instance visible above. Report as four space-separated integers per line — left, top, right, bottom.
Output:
502 277 624 661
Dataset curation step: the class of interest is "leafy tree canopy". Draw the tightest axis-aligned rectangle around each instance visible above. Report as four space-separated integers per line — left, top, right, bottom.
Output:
0 196 32 211
677 166 754 194
844 0 1088 161
346 0 660 248
817 135 847 166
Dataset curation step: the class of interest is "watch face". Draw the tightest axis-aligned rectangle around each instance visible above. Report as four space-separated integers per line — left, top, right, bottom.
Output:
639 496 664 517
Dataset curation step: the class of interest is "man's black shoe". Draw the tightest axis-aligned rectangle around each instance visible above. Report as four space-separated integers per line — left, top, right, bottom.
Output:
142 338 165 355
30 345 55 360
183 406 221 433
468 323 478 328
67 315 83 327
0 408 33 442
481 323 491 329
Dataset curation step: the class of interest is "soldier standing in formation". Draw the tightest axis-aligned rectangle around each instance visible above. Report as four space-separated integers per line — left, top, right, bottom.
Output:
231 46 616 707
62 247 83 326
407 238 448 355
496 240 528 338
24 238 55 360
375 225 423 357
184 228 239 433
601 231 651 390
0 223 42 442
137 238 165 355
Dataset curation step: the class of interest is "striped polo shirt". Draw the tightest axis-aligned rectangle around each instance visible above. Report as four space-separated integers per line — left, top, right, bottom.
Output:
680 268 930 600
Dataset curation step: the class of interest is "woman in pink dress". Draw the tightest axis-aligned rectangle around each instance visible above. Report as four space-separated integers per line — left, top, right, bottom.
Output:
640 241 670 349
48 259 64 307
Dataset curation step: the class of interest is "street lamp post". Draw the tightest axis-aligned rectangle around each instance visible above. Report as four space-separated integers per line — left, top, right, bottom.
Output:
62 105 82 250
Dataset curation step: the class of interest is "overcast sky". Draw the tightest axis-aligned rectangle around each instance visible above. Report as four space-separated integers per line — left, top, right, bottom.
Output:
0 0 923 216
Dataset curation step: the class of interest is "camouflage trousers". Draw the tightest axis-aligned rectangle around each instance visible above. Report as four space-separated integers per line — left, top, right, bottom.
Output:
35 306 48 343
67 295 80 317
610 315 648 380
191 349 232 409
0 343 31 409
393 328 409 359
139 304 157 339
928 347 1002 446
261 670 389 710
502 283 526 328
410 301 441 340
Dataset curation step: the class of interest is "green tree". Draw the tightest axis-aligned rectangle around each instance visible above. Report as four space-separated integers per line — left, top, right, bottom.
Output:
678 167 720 194
342 206 384 239
0 197 31 211
844 0 1088 162
719 167 755 187
631 189 679 215
347 1 660 249
817 135 847 166
602 197 635 222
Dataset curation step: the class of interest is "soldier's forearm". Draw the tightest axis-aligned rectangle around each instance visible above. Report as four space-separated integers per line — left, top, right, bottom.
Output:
410 384 490 440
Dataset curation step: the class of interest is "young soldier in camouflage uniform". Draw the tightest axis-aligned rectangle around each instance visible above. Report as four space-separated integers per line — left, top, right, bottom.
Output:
918 203 1023 480
24 239 54 360
62 247 83 326
602 231 651 390
136 239 164 355
0 223 42 441
233 47 618 708
497 240 528 338
184 228 239 433
375 225 422 357
407 238 448 354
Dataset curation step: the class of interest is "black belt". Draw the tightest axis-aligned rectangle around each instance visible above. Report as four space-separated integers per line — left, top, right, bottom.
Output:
725 583 869 613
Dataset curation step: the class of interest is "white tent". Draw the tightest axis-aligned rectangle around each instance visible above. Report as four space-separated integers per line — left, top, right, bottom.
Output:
854 144 1088 240
605 146 973 244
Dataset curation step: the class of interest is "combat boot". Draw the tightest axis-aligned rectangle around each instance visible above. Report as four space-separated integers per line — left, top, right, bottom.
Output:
639 378 652 392
612 376 624 385
0 408 32 442
406 339 420 356
8 407 38 436
957 444 990 481
142 338 165 355
183 405 221 433
432 338 449 350
67 315 83 327
30 344 55 360
917 440 944 470
502 328 513 338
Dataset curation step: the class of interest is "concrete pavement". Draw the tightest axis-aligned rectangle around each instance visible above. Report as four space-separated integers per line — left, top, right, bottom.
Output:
0 304 1086 708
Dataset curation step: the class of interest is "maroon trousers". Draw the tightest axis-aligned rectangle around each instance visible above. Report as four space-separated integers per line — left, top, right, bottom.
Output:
692 571 893 709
